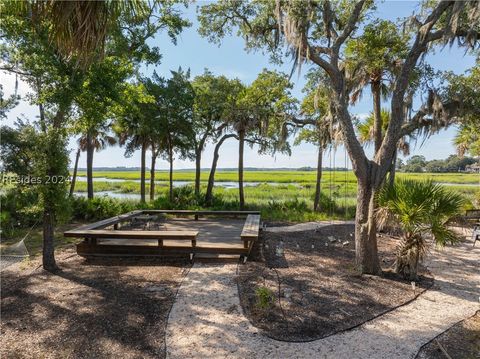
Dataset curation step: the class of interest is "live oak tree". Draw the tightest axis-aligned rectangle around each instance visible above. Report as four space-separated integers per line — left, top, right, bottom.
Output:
1 0 189 270
198 0 480 274
446 62 480 157
143 69 195 203
204 78 244 205
1 7 83 271
191 71 241 197
74 59 130 199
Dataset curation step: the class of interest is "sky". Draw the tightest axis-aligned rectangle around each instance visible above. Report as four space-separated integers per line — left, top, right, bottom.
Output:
2 1 477 170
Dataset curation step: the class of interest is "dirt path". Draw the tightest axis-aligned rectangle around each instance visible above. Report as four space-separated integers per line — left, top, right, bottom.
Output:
165 223 480 359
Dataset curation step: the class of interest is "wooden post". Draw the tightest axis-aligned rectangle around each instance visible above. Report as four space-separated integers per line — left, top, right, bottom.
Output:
113 223 118 230
158 239 164 247
195 214 199 221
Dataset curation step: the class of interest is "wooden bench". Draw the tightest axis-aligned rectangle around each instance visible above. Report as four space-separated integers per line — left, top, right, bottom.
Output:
240 214 261 253
466 209 480 247
64 229 198 247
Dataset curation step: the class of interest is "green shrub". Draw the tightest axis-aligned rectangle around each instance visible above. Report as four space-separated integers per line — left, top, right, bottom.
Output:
255 286 275 310
152 186 202 210
377 179 465 280
70 196 140 221
0 210 14 238
0 187 42 230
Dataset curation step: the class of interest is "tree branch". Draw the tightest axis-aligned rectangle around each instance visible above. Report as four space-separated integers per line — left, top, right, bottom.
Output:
333 0 366 52
377 0 454 182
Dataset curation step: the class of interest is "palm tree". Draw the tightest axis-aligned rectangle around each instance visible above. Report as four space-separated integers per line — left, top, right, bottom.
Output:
454 123 480 158
230 70 294 210
75 124 116 199
376 180 465 280
295 89 340 212
115 128 150 204
345 20 407 155
232 112 258 210
7 1 148 67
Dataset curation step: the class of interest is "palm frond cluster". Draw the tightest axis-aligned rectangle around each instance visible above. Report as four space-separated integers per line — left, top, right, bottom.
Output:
376 179 465 279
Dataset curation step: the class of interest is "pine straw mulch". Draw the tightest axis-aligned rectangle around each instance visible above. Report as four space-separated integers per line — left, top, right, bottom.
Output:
416 311 480 359
0 248 190 359
237 224 434 342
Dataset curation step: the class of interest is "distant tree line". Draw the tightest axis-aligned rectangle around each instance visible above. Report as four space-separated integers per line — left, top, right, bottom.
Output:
398 155 478 173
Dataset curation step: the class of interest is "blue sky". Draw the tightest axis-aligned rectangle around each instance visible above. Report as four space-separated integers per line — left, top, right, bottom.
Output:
2 1 476 170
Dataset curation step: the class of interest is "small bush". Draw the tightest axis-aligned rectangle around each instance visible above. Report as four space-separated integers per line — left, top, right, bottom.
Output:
0 187 42 231
151 186 201 210
70 196 139 221
255 286 275 310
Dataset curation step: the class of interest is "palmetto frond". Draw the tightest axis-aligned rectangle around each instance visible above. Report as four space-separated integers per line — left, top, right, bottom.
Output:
377 179 464 279
357 109 414 156
5 0 147 66
454 123 480 157
77 124 117 152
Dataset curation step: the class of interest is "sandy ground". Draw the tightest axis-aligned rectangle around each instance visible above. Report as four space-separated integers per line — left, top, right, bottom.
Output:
416 311 480 359
166 222 480 359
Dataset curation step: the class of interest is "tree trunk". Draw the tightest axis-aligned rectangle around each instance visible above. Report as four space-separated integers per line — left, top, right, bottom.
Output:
205 134 236 205
371 81 383 155
69 148 81 197
43 142 58 271
314 148 323 212
41 107 66 272
354 178 381 275
169 146 174 203
394 235 420 280
150 145 156 201
42 205 57 271
389 149 397 187
86 133 94 199
194 149 202 197
140 141 146 203
238 130 245 210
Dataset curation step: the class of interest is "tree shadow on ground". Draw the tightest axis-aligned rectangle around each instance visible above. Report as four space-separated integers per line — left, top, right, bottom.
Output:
1 251 189 359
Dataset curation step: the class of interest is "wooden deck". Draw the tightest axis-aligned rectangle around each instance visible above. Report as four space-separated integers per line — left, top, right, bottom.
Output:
65 210 261 260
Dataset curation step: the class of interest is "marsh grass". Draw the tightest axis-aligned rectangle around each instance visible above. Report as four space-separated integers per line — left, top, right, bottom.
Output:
75 170 480 184
69 170 477 222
